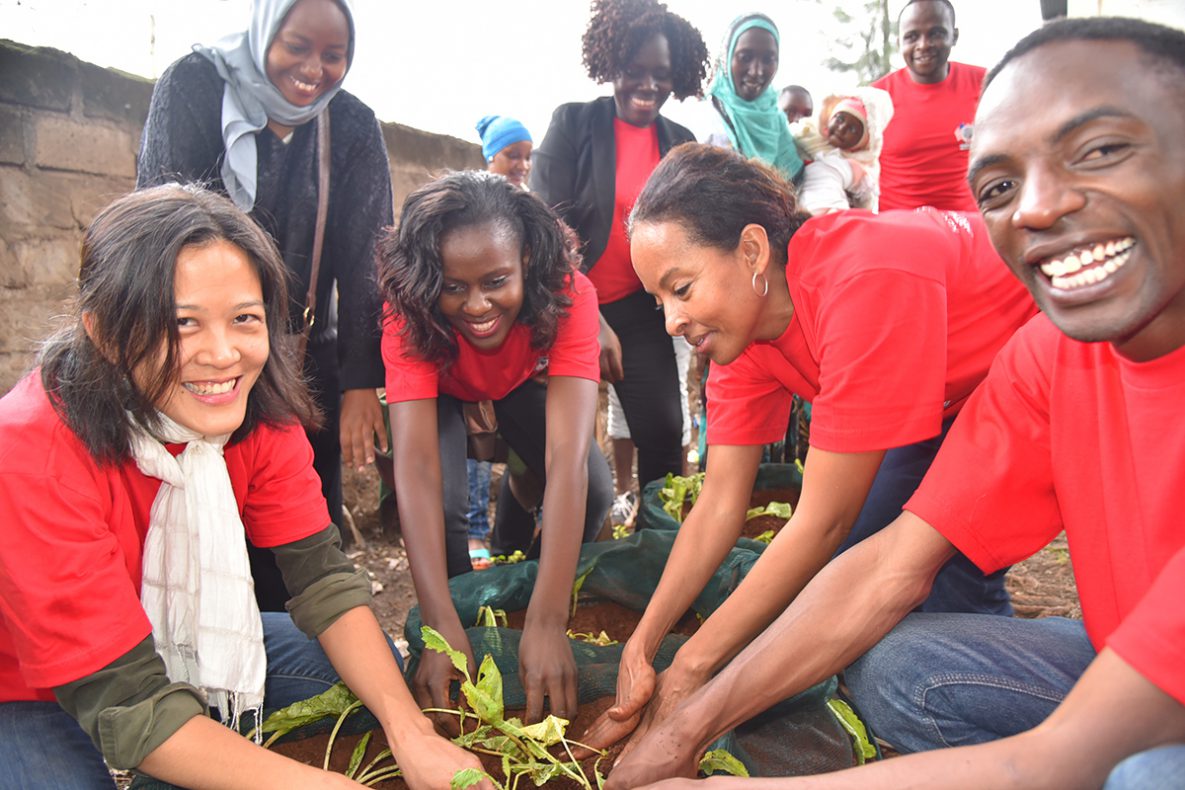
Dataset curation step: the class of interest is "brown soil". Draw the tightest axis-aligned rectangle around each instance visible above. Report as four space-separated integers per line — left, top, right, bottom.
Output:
272 696 622 788
503 599 701 643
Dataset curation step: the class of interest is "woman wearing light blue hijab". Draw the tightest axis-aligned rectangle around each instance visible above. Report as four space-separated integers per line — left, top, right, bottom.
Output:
705 12 804 183
138 0 393 607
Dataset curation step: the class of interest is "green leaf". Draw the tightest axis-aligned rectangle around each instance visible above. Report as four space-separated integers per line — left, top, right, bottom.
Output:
699 748 750 777
658 472 706 523
346 731 372 778
422 625 472 683
751 530 776 544
571 560 598 618
475 605 509 628
744 501 793 522
518 714 569 746
827 698 877 764
451 767 495 790
468 653 505 724
253 681 359 742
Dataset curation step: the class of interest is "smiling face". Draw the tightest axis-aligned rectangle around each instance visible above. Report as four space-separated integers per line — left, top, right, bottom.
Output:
613 33 673 127
488 140 533 188
631 220 771 365
731 27 779 102
438 221 525 352
827 110 866 151
899 0 957 84
139 240 269 437
265 0 350 106
970 40 1185 361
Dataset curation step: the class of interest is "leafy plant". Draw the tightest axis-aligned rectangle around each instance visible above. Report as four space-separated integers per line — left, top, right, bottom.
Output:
475 605 509 628
751 530 776 544
658 472 706 523
699 748 750 777
827 698 877 765
491 550 527 565
745 501 793 522
610 523 632 540
566 630 618 647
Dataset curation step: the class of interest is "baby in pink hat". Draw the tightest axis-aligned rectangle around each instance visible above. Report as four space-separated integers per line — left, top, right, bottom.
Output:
792 87 893 214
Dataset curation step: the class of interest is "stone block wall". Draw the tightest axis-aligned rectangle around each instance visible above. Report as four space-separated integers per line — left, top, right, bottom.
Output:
0 39 483 394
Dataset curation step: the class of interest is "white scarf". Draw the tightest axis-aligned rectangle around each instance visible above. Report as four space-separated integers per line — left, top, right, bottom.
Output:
131 414 266 737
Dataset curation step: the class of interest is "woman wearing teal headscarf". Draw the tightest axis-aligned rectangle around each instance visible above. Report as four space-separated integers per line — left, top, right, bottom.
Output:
705 12 804 183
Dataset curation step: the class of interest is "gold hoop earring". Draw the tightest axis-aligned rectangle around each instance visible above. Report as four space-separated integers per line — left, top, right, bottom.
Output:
751 271 769 297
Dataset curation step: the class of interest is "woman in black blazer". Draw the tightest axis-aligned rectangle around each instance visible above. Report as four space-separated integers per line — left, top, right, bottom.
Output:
531 0 708 496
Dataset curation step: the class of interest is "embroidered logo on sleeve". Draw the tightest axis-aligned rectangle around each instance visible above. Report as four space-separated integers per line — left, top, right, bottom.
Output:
955 122 974 151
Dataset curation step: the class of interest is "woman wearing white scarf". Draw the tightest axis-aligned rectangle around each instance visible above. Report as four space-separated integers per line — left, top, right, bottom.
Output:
0 185 488 788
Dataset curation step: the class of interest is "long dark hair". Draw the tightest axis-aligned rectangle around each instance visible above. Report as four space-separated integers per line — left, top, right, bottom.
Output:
377 171 580 368
629 142 811 265
38 183 320 464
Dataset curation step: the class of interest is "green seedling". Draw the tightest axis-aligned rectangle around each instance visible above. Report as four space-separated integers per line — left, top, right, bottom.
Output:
611 523 632 540
751 530 776 544
827 699 877 765
745 501 793 522
566 629 618 647
699 748 750 777
475 605 509 628
491 550 527 565
658 472 706 523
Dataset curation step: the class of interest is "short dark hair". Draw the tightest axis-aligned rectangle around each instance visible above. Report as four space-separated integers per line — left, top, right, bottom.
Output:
629 142 811 266
780 84 811 97
986 16 1185 89
377 171 580 368
899 0 956 27
581 0 709 100
39 184 319 464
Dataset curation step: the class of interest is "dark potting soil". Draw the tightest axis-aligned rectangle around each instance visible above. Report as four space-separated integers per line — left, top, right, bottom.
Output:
680 485 801 541
504 598 701 643
271 696 622 788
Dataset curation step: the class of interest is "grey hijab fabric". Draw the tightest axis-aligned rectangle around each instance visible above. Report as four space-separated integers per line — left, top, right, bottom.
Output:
194 0 355 211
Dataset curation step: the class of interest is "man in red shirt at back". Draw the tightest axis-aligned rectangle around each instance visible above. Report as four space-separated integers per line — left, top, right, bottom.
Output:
873 0 984 212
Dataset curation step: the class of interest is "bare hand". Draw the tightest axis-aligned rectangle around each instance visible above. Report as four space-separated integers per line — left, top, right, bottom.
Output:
598 315 625 383
390 725 495 790
412 621 477 736
603 715 702 790
576 637 655 756
519 619 579 724
339 388 386 471
614 664 703 765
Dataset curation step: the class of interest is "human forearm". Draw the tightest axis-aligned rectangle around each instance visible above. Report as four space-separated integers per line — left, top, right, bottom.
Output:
678 514 951 753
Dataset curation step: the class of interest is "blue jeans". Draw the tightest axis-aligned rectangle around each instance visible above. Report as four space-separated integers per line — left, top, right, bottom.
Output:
0 612 396 789
846 613 1096 753
835 417 1012 615
1104 744 1185 788
466 458 492 542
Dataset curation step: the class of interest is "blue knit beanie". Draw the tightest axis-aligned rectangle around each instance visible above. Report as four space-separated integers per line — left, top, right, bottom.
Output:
476 115 532 162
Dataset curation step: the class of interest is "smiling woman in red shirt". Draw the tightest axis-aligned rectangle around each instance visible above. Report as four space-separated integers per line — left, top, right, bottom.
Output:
378 172 613 729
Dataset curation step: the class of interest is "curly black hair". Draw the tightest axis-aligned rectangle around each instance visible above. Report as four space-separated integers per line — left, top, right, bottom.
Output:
377 172 581 368
582 0 709 100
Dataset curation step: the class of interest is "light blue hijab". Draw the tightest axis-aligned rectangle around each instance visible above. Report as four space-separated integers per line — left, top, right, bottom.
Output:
194 0 355 211
707 13 803 181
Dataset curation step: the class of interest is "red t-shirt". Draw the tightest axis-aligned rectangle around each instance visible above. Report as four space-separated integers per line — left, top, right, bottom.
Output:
907 316 1185 705
706 208 1036 452
383 270 601 403
0 374 330 702
872 62 985 212
586 118 660 304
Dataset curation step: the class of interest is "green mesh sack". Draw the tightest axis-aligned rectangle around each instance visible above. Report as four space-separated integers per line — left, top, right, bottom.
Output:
404 528 859 776
638 463 804 554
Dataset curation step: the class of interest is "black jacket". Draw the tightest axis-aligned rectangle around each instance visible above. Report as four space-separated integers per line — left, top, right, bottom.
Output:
530 96 695 271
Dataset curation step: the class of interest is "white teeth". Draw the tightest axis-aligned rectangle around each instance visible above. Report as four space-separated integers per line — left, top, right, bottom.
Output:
1049 248 1132 290
184 379 235 396
1039 237 1135 278
470 319 496 334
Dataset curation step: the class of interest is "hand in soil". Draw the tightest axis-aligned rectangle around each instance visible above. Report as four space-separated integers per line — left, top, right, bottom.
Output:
412 621 478 736
614 665 704 767
603 717 701 790
519 620 579 723
574 638 656 757
393 727 494 790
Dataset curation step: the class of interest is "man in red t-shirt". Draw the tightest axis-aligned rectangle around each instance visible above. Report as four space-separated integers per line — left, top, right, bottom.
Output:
872 0 984 212
605 18 1185 790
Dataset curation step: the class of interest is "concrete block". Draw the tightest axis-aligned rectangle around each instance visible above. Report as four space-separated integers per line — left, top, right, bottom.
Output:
10 237 79 289
80 61 152 125
0 169 79 230
0 107 25 165
0 41 75 112
33 115 136 178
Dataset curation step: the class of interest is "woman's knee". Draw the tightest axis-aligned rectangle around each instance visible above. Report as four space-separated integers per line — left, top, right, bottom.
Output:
1104 744 1185 789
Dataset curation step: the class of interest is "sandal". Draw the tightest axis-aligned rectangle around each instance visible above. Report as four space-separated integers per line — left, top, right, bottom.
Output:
469 546 493 571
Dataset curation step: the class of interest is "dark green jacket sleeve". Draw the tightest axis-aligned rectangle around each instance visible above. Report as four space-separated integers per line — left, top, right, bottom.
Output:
274 524 373 637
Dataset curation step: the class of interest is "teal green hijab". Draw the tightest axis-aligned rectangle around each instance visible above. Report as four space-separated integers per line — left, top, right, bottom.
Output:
708 14 803 181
